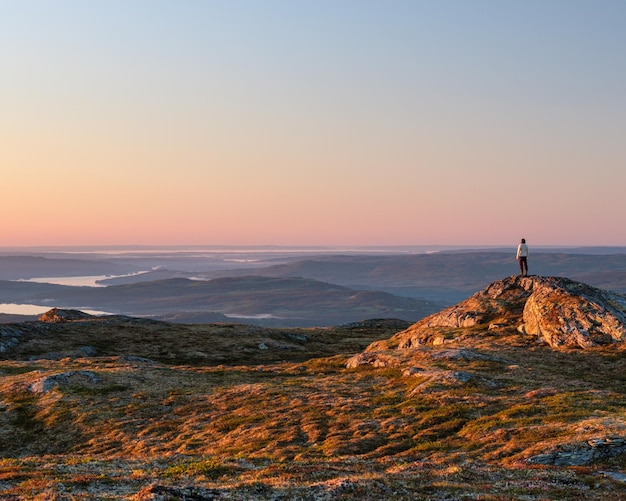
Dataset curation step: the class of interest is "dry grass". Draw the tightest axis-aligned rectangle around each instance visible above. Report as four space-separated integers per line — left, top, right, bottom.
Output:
1 318 626 499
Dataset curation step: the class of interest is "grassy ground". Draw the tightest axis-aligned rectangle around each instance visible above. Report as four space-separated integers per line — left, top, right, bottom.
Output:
1 319 626 499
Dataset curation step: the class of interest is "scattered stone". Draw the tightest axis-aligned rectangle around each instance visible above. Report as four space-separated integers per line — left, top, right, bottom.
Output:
402 366 425 376
428 348 504 363
408 368 499 395
133 485 222 501
452 371 475 383
120 355 160 364
600 471 626 482
340 319 412 330
285 332 309 342
258 342 268 350
0 325 24 353
0 337 19 353
489 322 507 330
345 351 398 369
527 437 626 466
77 346 97 357
28 371 101 394
0 325 24 338
432 336 446 346
524 387 558 398
29 353 64 361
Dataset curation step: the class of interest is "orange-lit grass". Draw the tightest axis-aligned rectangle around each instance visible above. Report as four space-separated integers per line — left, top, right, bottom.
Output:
1 322 626 499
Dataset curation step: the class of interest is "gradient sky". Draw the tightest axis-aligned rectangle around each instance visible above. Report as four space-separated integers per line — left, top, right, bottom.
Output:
2 1 625 247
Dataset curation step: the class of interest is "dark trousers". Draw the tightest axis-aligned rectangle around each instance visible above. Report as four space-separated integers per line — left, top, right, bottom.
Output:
518 257 528 275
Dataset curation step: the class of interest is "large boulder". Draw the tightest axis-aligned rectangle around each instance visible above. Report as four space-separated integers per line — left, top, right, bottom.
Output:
521 278 626 347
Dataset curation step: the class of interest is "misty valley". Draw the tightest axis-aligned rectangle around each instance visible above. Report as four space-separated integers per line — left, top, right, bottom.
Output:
2 246 626 327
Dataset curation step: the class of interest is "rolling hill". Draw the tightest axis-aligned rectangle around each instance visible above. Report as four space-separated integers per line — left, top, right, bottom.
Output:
1 276 626 499
99 251 626 303
0 276 441 327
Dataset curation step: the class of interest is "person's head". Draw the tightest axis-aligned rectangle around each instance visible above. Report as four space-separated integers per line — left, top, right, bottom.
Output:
521 238 526 244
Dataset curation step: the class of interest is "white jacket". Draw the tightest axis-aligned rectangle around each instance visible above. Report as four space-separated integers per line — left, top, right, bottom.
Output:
516 243 529 259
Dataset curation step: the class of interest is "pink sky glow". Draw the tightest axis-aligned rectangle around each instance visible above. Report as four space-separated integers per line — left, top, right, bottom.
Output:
2 2 625 247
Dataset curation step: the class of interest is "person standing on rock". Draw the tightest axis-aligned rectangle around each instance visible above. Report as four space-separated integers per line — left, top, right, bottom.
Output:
516 238 529 276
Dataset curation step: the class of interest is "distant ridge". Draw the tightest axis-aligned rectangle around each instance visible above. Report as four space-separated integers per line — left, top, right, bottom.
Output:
0 255 139 280
205 251 626 300
0 276 440 328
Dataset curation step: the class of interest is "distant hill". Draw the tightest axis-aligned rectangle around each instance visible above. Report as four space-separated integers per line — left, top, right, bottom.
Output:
5 250 626 326
1 276 442 327
0 255 140 280
204 251 626 301
0 313 38 323
0 308 408 364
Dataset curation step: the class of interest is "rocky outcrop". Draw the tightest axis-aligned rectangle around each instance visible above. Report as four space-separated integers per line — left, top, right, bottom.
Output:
527 437 626 466
521 278 626 347
38 308 95 323
394 276 534 348
400 276 626 350
347 276 626 368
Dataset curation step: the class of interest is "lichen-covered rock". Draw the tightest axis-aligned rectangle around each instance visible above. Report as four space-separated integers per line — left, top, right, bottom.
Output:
522 278 626 347
393 276 536 349
347 276 626 367
28 371 101 394
527 437 626 466
345 351 400 369
398 276 626 350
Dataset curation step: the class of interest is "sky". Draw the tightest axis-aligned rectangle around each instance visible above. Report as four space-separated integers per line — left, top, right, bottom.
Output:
1 1 625 247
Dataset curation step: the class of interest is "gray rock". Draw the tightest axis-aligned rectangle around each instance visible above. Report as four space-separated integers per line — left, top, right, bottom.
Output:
285 332 309 342
0 325 24 338
120 355 160 365
527 437 626 466
522 278 626 348
600 471 626 482
137 485 221 500
0 337 19 353
452 371 475 383
403 366 425 376
28 371 101 394
77 346 97 357
429 348 505 363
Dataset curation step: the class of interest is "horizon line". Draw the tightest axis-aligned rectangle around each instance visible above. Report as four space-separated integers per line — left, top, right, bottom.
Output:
2 243 626 251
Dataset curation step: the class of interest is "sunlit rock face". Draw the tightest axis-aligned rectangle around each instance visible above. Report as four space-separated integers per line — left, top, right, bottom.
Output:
521 277 626 347
37 308 94 323
352 276 626 359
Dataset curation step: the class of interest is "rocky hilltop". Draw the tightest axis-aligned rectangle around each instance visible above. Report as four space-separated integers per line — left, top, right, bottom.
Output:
348 275 626 368
3 277 626 498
